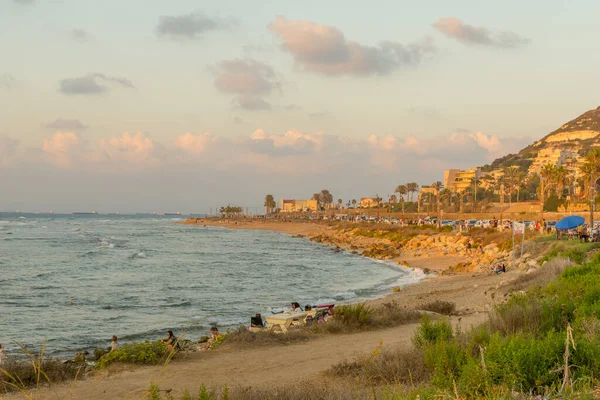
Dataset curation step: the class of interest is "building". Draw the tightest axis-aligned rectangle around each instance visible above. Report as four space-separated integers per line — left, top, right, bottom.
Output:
359 197 381 208
279 199 318 212
443 168 481 193
528 147 580 174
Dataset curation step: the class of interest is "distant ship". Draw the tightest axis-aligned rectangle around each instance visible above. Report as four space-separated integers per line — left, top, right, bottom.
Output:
73 211 98 215
164 212 182 216
108 212 120 215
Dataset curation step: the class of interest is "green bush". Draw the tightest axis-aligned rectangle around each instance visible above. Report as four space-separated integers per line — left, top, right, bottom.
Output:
95 340 168 369
412 316 453 348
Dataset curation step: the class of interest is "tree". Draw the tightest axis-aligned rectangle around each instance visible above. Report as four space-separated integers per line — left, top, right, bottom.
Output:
390 194 397 204
319 189 333 209
264 194 276 214
395 185 408 215
439 188 453 209
406 182 418 202
337 198 343 210
351 199 357 208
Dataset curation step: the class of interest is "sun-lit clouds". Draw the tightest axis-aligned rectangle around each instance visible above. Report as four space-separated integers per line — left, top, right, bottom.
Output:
268 16 435 76
42 132 82 167
98 132 155 164
433 18 529 48
59 73 134 95
0 74 16 90
156 13 234 39
213 58 281 111
173 133 219 154
44 119 87 131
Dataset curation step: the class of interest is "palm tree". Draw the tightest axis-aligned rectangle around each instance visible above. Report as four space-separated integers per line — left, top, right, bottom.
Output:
337 198 343 210
395 185 408 216
264 194 276 214
406 182 418 202
389 194 397 204
351 199 357 208
439 188 452 209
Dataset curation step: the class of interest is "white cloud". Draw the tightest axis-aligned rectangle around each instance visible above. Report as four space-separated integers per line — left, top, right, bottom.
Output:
42 132 82 167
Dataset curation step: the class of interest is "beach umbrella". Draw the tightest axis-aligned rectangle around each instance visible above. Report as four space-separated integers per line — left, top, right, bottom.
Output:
555 216 585 230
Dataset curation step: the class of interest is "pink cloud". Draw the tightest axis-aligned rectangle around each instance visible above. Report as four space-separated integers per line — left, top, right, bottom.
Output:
433 17 529 48
268 16 434 76
42 131 82 167
98 132 155 164
173 133 218 154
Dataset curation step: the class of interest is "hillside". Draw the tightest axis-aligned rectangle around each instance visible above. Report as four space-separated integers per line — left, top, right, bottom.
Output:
483 106 600 172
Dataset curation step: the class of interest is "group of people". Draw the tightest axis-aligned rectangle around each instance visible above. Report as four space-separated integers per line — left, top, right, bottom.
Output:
159 327 222 352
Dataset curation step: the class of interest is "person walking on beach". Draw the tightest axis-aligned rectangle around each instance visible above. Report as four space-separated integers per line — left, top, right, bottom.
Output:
110 336 118 352
0 343 6 364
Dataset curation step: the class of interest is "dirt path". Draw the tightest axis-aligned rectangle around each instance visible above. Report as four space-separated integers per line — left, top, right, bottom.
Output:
6 313 487 400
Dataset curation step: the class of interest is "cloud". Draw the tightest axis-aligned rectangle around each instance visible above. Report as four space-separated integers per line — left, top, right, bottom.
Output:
173 133 218 154
42 132 82 167
0 74 16 90
59 73 134 95
233 116 243 124
45 119 88 131
156 13 232 39
432 17 529 48
268 16 435 76
98 132 155 164
70 28 90 41
233 95 272 110
213 58 280 111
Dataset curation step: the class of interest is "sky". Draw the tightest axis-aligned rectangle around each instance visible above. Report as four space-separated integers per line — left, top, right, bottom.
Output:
1 0 600 213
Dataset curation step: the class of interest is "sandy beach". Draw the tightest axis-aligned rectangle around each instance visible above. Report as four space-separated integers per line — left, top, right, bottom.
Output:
3 220 521 400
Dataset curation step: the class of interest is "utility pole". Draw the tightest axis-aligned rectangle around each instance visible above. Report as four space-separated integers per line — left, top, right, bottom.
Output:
540 178 545 224
590 173 595 228
500 183 504 230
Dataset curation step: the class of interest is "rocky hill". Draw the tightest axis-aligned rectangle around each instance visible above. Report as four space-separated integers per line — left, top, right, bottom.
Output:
483 106 600 171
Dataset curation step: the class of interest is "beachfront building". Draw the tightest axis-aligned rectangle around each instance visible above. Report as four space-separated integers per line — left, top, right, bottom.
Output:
443 168 481 193
359 197 381 208
279 199 319 212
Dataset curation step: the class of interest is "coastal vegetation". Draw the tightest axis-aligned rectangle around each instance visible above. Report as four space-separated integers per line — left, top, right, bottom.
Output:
141 253 600 399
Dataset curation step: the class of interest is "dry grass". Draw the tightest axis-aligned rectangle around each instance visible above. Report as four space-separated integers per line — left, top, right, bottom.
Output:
504 257 573 293
418 300 456 316
0 359 82 393
329 346 428 385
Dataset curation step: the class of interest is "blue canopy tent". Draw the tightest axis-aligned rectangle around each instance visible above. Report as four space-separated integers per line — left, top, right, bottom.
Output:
555 216 585 230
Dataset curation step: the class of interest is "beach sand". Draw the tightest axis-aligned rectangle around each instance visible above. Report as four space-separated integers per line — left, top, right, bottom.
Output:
3 220 520 400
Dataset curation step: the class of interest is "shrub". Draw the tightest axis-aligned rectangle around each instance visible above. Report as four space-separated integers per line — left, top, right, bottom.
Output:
419 300 456 316
332 303 372 327
329 346 428 385
412 316 453 348
95 340 168 369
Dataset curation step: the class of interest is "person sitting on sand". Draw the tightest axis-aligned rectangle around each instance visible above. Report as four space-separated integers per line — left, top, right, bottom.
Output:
290 302 302 312
0 343 6 365
203 327 221 350
110 335 118 352
161 330 178 351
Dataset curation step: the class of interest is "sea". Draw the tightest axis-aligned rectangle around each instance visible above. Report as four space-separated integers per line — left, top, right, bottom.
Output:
0 213 426 358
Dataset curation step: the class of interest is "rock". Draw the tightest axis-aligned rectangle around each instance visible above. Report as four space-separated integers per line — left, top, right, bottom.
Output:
526 268 536 274
527 259 539 268
521 252 531 260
